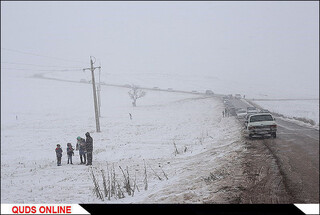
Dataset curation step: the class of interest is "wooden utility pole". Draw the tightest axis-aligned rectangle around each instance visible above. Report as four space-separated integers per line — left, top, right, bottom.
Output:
83 56 101 132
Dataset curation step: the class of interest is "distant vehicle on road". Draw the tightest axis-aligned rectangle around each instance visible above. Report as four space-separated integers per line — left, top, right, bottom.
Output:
244 113 277 139
228 107 237 116
153 87 159 90
224 99 230 105
247 106 259 114
236 109 247 118
191 90 198 94
260 109 270 113
235 94 242 99
167 88 173 91
205 90 214 95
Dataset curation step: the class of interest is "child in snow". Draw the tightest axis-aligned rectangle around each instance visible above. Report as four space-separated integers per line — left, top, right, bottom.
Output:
55 144 63 166
76 136 87 164
67 143 74 164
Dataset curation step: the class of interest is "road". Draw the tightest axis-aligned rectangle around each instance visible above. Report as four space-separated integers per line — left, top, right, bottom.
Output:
227 97 319 203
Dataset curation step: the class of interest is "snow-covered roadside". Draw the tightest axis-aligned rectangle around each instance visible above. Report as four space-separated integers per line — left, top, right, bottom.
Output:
1 72 246 203
245 99 319 130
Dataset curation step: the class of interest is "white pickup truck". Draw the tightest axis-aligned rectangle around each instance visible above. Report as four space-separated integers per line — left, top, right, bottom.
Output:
244 113 277 139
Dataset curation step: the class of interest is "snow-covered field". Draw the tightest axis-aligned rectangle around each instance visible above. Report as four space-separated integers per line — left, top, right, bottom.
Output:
1 70 246 203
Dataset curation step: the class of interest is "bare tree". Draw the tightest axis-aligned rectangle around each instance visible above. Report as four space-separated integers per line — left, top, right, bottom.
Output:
128 85 146 107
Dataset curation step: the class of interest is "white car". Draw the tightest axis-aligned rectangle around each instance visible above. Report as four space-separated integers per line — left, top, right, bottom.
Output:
247 106 259 114
205 90 214 95
245 113 277 139
260 109 270 113
235 94 241 99
236 109 247 118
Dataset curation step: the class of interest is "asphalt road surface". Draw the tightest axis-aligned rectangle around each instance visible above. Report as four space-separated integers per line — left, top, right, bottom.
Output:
227 97 319 203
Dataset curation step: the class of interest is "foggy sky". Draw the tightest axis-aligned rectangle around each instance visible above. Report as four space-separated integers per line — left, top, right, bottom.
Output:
1 1 319 96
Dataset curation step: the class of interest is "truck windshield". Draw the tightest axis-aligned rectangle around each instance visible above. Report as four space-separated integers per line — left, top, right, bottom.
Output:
250 115 274 122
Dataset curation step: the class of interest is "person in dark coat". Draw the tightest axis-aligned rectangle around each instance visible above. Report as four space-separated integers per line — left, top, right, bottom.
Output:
55 144 63 166
76 136 87 164
85 132 93 166
67 143 74 164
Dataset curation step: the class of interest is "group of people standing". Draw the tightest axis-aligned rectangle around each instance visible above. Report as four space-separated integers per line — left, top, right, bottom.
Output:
55 132 93 166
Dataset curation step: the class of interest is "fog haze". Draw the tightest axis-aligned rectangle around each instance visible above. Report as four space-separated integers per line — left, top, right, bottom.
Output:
1 1 319 97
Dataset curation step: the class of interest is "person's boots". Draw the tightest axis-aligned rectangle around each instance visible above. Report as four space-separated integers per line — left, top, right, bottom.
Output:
80 156 83 164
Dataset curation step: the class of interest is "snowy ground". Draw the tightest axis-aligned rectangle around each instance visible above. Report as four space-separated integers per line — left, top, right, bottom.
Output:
1 70 246 203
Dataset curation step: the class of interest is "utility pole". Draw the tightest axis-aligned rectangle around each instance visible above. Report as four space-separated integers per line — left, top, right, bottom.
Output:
83 56 101 132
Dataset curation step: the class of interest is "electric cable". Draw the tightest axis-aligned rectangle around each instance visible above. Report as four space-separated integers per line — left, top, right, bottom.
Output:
1 67 83 72
1 48 87 64
1 61 83 69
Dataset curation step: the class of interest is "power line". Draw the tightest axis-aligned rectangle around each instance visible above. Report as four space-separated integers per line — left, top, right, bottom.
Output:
1 67 82 72
1 61 83 69
1 48 87 64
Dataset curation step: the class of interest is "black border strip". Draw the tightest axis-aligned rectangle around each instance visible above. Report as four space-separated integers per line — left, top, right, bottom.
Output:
80 204 306 215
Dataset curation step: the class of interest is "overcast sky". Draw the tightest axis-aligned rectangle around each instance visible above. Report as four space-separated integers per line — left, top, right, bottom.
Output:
1 1 319 96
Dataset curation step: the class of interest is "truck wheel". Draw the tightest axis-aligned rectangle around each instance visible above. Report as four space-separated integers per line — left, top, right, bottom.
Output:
272 132 276 138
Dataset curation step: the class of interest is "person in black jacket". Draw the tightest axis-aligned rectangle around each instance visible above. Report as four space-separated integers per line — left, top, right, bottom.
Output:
85 132 93 166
